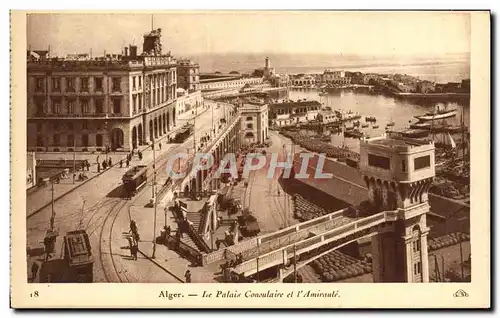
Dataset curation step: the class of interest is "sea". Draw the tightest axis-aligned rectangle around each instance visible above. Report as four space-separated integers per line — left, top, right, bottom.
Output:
197 53 470 152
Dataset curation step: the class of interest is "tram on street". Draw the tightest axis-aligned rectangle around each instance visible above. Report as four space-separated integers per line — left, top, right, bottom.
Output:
122 165 148 197
63 230 94 282
172 123 194 143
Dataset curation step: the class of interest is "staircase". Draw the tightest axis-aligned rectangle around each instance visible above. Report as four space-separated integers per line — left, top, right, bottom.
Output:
186 212 202 232
180 235 199 251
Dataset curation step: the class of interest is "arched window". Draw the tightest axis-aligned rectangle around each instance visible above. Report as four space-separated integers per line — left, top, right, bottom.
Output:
412 225 421 252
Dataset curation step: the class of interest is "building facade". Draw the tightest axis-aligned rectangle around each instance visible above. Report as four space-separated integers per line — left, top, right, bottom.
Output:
360 134 434 282
177 59 200 92
27 28 178 153
176 89 203 115
291 75 316 87
321 70 351 85
269 100 321 127
239 102 269 144
198 77 262 91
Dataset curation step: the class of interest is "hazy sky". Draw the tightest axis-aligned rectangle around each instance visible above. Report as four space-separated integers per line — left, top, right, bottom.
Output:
27 12 471 58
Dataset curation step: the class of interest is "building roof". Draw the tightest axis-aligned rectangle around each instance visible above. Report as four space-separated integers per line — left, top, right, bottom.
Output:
269 100 321 109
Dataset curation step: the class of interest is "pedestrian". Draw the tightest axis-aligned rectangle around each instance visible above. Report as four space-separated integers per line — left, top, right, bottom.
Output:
138 151 143 160
87 161 90 171
215 239 221 250
120 159 123 168
102 161 107 170
159 142 162 150
130 220 138 235
131 244 138 261
31 262 40 282
185 270 191 283
108 157 112 167
97 163 101 173
126 158 130 167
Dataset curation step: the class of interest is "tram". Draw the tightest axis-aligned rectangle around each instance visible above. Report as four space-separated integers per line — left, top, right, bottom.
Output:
63 230 94 282
122 165 148 197
172 123 194 143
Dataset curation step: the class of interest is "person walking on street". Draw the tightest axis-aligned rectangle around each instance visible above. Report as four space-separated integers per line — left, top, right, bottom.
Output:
102 161 107 170
126 158 130 168
120 159 123 168
131 244 138 261
97 163 101 173
185 270 191 283
108 157 112 168
31 262 40 282
159 142 162 150
138 151 143 161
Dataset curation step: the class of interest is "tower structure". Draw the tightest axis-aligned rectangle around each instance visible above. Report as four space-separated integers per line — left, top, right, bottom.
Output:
359 134 435 282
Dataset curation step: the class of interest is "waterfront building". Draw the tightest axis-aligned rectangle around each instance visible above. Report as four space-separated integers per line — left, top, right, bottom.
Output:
321 69 351 85
176 89 203 115
316 110 339 124
360 134 434 282
239 101 269 144
199 76 262 91
177 59 200 92
269 100 321 127
291 74 316 87
27 28 178 152
362 73 380 85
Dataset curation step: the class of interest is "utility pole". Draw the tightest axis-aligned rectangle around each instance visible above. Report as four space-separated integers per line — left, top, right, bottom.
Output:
72 127 76 184
293 244 297 283
50 181 55 231
459 240 465 281
152 138 157 259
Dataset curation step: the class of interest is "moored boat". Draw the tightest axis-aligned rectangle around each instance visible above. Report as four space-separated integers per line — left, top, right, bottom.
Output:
414 107 457 121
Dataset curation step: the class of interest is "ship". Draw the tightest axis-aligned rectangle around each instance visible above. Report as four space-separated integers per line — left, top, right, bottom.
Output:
344 129 364 139
365 116 377 123
372 125 379 129
361 123 369 128
414 106 457 121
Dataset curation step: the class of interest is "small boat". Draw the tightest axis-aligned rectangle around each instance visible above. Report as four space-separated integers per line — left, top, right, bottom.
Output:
361 123 369 128
399 129 430 138
365 116 377 122
372 125 379 129
386 120 395 127
414 106 457 121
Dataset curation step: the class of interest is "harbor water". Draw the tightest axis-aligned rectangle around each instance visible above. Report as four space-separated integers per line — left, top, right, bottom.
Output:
286 89 470 153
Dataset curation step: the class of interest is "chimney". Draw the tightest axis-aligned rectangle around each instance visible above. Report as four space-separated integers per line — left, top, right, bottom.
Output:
124 46 129 56
129 45 137 58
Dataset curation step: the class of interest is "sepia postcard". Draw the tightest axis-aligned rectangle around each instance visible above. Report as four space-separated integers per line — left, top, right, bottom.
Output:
10 10 490 308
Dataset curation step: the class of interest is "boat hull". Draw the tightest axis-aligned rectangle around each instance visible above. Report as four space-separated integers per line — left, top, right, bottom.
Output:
414 110 457 121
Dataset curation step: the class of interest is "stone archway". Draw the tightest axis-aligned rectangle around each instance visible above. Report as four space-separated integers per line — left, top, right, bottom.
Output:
132 126 138 149
137 123 143 145
111 128 124 151
158 116 163 136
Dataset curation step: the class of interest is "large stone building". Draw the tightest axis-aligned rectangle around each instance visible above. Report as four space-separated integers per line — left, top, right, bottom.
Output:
269 100 321 127
177 59 200 92
27 28 178 152
239 101 269 144
321 69 351 85
176 88 203 115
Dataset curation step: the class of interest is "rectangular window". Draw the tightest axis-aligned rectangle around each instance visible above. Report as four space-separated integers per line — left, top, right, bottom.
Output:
95 99 104 113
66 77 75 92
402 160 407 172
82 121 88 130
112 77 121 92
95 77 103 91
52 78 61 91
414 155 430 170
138 76 142 88
67 99 75 114
35 98 44 115
132 77 136 90
368 154 390 170
80 77 89 92
113 98 121 114
35 78 44 92
52 98 61 114
81 98 89 114
132 95 137 113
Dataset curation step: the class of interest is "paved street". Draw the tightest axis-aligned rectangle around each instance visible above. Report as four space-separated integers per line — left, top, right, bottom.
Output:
26 101 229 283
